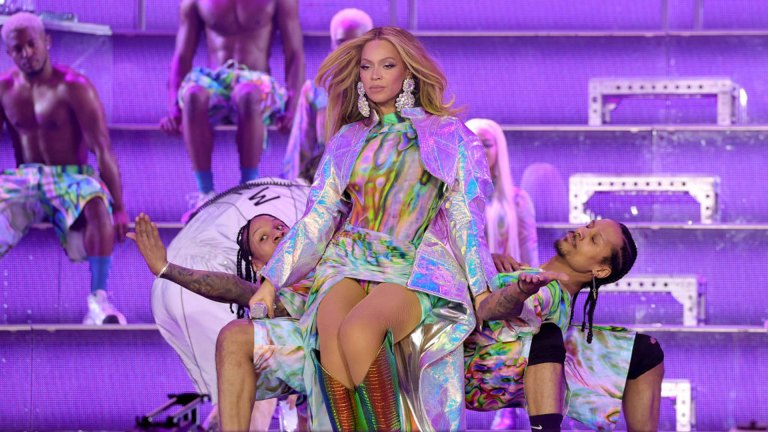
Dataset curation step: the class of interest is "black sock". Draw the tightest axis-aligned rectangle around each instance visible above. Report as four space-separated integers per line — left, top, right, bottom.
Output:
529 413 563 432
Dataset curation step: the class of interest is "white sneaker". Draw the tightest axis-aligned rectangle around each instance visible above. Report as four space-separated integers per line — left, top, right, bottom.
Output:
181 190 217 224
83 289 127 325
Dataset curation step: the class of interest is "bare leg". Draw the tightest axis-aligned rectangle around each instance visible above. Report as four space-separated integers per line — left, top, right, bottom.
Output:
233 83 266 179
316 278 367 388
217 319 256 431
524 324 566 431
249 398 277 431
524 363 565 416
82 198 114 257
181 85 215 176
338 283 422 385
623 363 664 432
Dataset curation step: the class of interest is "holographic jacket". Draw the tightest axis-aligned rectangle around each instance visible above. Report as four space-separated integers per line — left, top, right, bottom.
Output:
262 106 500 430
263 106 498 303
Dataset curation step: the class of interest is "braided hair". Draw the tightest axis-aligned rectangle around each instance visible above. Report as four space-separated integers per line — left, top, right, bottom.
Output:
232 218 258 318
569 223 637 343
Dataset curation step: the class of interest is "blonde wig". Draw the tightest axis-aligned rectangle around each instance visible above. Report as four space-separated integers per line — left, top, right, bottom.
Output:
466 118 521 258
315 26 456 139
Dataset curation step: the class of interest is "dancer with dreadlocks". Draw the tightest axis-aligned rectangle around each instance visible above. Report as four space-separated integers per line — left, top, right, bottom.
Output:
133 202 662 430
468 219 664 431
128 178 310 430
212 218 662 431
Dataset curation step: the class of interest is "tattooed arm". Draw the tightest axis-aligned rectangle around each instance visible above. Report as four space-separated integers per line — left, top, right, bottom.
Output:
160 265 290 316
127 213 289 315
161 263 257 306
476 283 530 322
475 270 567 322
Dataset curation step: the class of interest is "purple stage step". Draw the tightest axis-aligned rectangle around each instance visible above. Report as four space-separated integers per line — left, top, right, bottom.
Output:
1 226 765 326
0 327 201 431
0 129 291 223
4 128 767 223
1 326 765 430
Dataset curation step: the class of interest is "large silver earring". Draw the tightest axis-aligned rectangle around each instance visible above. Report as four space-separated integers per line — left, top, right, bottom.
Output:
395 76 415 112
357 81 370 117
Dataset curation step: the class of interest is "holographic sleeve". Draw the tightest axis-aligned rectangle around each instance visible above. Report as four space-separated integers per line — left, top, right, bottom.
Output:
262 126 351 289
444 124 499 297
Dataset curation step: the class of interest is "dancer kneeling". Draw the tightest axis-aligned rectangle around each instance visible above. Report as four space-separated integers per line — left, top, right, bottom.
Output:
149 217 660 431
468 220 663 432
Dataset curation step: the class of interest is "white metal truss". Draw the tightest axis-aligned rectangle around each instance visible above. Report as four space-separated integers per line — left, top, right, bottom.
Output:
661 379 695 431
569 173 720 224
588 77 747 126
601 275 706 326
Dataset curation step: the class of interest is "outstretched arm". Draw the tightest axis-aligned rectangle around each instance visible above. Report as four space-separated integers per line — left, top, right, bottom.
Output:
476 271 568 322
68 75 128 241
127 213 257 307
163 264 258 307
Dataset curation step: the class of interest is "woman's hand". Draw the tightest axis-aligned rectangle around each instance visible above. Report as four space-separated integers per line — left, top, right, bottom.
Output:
491 253 525 273
248 279 277 319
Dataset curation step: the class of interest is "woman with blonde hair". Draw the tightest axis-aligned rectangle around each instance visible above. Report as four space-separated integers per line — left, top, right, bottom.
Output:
466 118 539 266
244 26 556 431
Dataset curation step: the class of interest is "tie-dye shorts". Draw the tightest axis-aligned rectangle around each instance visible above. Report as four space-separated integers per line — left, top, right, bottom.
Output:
464 324 635 431
0 164 111 260
178 60 288 128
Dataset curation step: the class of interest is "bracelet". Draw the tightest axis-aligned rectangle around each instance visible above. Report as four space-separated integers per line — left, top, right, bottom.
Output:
156 262 171 279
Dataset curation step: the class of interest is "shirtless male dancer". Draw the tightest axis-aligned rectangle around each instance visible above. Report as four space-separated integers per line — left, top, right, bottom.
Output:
160 0 305 219
0 13 128 324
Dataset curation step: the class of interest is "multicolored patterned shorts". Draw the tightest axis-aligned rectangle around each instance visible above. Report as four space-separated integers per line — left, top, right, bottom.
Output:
178 60 288 128
251 317 306 400
0 164 111 260
464 324 636 431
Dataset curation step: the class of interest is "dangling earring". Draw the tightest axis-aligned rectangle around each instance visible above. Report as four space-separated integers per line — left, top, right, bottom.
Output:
395 76 415 112
591 276 597 299
357 81 370 117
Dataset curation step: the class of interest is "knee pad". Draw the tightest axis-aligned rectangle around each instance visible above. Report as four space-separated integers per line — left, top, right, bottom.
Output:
627 333 664 380
528 322 566 366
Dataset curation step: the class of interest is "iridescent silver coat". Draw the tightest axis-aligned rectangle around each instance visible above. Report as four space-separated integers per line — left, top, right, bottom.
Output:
262 107 499 430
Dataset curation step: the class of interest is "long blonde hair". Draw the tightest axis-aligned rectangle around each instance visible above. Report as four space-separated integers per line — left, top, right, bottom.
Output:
315 26 456 140
466 118 520 258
